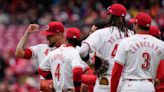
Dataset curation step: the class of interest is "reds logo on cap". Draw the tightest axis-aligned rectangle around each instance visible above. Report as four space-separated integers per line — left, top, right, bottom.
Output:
41 21 64 36
46 25 49 30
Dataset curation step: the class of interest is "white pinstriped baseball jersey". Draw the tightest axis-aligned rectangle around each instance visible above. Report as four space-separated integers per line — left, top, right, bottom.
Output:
83 26 134 75
39 45 87 91
115 34 164 80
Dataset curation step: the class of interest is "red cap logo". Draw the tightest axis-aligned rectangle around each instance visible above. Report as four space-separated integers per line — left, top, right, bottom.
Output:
41 21 64 36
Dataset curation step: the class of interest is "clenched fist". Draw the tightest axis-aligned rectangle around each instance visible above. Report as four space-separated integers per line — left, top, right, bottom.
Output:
26 24 39 34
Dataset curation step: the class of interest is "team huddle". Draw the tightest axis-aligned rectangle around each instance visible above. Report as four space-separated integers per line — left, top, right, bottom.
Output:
15 3 164 92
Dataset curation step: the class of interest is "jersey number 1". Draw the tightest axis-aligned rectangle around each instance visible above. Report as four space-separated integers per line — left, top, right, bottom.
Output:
142 52 150 70
55 64 60 81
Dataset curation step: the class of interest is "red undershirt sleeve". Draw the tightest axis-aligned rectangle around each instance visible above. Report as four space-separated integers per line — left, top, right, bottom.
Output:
157 60 164 82
73 67 83 92
111 62 123 92
38 68 52 79
24 48 32 59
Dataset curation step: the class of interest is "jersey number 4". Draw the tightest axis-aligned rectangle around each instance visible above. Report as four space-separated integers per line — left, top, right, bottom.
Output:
142 52 151 70
111 44 118 58
55 64 60 81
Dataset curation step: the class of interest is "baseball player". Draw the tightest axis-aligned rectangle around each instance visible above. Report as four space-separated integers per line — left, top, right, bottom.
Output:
156 59 164 92
148 26 164 92
111 12 164 92
38 27 88 92
79 3 134 92
80 19 110 92
15 21 65 91
149 26 161 39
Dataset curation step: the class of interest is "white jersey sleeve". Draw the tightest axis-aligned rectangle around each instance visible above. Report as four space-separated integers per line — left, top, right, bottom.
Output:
83 29 103 53
29 44 39 58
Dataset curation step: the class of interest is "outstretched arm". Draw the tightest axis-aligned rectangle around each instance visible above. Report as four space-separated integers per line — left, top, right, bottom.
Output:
15 24 39 58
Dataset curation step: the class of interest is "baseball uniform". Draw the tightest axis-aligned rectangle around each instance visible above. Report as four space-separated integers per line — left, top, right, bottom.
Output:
113 34 164 92
82 26 133 92
39 45 87 92
78 4 134 92
148 25 164 92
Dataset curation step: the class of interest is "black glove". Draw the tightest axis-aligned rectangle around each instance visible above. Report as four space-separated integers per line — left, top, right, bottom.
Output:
94 56 109 75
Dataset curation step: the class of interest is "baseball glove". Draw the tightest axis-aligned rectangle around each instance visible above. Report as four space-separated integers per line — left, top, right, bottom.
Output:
94 56 109 76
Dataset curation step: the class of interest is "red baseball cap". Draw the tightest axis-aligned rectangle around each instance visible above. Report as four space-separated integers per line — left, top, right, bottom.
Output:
106 4 126 17
66 27 81 39
149 26 161 37
129 12 151 28
41 21 64 36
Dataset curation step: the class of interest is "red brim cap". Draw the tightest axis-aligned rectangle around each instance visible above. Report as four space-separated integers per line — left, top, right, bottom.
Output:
149 26 161 37
41 31 56 36
129 18 136 24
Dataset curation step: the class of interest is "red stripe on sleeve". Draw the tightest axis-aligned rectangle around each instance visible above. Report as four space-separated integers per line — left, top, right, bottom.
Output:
38 68 51 79
24 48 32 59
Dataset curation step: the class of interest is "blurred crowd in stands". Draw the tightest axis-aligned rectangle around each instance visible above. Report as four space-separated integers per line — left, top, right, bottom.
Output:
0 0 164 92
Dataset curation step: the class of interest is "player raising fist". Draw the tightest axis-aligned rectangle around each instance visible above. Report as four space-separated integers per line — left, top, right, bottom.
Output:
15 21 65 91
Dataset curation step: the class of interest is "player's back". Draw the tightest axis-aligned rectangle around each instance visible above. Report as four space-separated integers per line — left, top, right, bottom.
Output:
48 45 83 91
120 34 164 80
92 26 133 74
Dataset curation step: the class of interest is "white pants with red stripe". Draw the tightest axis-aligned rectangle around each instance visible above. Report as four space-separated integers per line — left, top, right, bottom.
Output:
120 80 155 92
